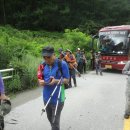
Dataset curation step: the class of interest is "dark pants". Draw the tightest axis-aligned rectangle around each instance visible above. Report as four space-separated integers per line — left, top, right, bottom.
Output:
69 69 77 87
95 63 102 75
77 62 83 74
91 59 95 70
83 62 86 73
0 98 4 130
45 103 64 130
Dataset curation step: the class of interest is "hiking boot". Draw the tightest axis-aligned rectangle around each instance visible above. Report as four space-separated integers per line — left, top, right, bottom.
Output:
124 114 130 119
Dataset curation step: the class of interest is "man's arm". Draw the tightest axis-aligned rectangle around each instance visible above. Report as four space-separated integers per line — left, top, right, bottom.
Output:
122 61 130 75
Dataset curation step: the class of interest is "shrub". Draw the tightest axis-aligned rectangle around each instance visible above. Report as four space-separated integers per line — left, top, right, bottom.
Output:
6 74 22 93
10 54 41 91
0 26 93 93
64 28 92 52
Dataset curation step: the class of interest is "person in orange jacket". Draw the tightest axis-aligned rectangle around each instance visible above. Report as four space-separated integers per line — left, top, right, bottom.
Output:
64 49 77 87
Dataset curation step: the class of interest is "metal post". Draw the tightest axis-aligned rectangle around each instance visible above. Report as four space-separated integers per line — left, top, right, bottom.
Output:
0 68 14 80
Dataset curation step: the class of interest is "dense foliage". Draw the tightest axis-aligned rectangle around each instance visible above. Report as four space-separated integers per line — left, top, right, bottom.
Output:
0 26 92 93
0 0 130 33
1 0 129 93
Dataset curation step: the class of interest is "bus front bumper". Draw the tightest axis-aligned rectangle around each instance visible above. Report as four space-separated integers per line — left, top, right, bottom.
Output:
101 63 125 70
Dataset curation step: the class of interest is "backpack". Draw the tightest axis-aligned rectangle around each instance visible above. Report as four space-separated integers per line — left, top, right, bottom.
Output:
37 59 69 89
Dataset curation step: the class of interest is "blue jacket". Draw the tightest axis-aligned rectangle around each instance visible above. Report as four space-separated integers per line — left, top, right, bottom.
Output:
43 59 69 104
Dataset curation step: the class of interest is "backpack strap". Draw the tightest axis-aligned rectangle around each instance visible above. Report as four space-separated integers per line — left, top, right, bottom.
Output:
57 60 70 89
56 59 63 77
37 62 46 80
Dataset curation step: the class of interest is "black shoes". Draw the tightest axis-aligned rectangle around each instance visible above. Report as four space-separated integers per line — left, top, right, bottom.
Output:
124 113 130 119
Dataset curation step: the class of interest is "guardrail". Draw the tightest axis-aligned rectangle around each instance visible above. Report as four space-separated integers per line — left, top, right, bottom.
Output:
0 68 14 80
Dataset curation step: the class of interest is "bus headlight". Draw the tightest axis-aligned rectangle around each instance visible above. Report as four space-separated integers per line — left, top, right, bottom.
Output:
117 61 127 64
117 51 123 54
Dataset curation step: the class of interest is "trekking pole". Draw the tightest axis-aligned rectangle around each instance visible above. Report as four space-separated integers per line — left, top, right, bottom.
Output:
52 79 63 123
73 67 81 77
41 78 62 116
72 66 87 80
70 64 81 77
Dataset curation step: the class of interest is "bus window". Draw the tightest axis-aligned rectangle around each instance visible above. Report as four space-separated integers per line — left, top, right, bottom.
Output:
99 31 129 54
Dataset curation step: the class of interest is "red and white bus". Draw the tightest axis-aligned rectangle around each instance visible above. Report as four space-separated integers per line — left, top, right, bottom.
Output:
98 25 130 70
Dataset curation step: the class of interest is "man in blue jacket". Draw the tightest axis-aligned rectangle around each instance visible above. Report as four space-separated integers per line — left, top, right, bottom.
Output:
38 46 69 130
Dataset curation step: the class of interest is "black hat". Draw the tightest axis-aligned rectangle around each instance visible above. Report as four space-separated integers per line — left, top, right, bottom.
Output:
42 46 54 56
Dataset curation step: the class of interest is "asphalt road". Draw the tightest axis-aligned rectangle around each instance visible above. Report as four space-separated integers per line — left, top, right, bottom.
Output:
4 71 126 130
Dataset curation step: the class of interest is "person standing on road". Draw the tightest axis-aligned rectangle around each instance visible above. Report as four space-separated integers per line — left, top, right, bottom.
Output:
95 52 103 75
81 49 87 74
76 48 83 74
90 50 95 70
38 46 69 130
65 49 77 87
122 59 130 119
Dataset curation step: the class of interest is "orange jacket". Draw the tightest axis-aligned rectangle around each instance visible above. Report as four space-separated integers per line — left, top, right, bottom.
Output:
65 54 77 69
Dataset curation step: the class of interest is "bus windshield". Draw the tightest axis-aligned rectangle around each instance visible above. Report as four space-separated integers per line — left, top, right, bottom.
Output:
99 31 129 54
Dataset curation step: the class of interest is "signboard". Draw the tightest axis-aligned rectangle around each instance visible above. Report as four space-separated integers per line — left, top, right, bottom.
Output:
99 31 128 37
